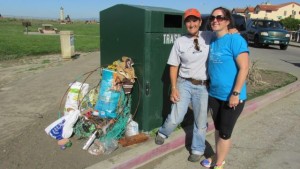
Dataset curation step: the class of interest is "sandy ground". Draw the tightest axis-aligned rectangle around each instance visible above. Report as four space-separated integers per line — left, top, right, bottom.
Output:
0 52 125 169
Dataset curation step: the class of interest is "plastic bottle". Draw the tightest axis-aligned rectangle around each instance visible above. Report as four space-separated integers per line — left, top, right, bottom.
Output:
83 130 98 150
103 139 118 154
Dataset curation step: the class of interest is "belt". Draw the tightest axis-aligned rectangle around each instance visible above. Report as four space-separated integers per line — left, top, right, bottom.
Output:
181 77 208 86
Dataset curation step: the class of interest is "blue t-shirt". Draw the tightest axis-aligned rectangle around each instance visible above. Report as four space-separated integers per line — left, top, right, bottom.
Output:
208 33 249 101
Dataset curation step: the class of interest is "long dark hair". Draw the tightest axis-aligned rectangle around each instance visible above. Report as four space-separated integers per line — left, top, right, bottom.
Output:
211 7 235 29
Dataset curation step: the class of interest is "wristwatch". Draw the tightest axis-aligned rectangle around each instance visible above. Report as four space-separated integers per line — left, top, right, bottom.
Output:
232 91 240 96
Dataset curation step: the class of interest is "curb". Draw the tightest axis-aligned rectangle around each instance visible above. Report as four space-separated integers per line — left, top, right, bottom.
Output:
86 80 300 169
289 42 300 48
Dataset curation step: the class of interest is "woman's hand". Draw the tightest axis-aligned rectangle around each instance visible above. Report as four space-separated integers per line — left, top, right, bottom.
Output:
229 95 239 109
228 28 238 34
170 88 180 103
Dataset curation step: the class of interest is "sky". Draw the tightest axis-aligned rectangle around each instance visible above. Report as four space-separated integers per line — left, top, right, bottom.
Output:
1 0 299 19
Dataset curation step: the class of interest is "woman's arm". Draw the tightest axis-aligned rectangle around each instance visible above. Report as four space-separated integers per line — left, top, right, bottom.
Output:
170 65 180 103
229 52 249 108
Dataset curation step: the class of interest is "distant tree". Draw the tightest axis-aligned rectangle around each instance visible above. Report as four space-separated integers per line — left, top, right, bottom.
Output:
280 17 300 31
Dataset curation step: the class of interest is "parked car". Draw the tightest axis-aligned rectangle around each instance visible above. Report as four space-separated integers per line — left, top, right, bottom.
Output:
199 14 248 42
246 19 290 50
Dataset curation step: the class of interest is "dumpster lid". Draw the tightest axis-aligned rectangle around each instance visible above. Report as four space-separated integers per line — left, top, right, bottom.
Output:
120 4 183 13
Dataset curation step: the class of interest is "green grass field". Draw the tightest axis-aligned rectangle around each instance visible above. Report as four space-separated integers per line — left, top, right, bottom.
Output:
0 18 100 61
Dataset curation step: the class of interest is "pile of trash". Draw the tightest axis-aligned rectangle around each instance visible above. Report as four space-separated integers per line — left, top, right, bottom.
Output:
45 57 148 155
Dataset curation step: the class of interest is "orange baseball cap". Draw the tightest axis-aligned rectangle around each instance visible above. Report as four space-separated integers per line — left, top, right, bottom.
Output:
184 8 201 20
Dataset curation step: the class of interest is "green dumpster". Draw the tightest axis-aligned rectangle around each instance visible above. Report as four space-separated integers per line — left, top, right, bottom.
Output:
100 4 186 131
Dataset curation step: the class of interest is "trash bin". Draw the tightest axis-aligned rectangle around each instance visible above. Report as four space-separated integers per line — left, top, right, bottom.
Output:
60 31 75 59
100 4 186 131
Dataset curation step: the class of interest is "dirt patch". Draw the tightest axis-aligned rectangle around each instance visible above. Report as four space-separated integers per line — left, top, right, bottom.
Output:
0 53 107 169
0 54 65 89
247 69 297 99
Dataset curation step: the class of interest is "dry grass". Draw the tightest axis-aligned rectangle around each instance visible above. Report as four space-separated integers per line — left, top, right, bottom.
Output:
247 60 269 87
247 60 297 99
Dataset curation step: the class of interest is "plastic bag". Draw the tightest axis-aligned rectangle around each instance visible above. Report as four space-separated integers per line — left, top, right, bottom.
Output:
88 140 105 156
62 110 80 138
64 81 89 116
125 116 139 137
45 110 80 140
94 69 120 118
45 116 66 140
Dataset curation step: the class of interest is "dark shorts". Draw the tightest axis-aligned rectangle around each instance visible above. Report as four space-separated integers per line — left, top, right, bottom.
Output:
209 96 245 139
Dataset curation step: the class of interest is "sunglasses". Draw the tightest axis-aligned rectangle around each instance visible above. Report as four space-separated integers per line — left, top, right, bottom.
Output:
194 38 200 51
209 15 227 22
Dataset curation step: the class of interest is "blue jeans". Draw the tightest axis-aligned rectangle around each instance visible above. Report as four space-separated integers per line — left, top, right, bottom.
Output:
158 77 208 155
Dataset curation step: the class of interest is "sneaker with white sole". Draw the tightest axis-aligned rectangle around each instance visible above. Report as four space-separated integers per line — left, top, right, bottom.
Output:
214 163 225 169
201 155 225 168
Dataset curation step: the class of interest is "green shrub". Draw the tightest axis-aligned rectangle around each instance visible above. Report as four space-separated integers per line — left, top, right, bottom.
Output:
280 17 300 31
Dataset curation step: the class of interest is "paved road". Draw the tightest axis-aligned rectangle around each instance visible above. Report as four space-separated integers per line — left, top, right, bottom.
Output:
138 90 300 169
250 45 300 78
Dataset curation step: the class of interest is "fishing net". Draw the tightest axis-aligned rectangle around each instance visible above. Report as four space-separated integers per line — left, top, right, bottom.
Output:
73 87 132 142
